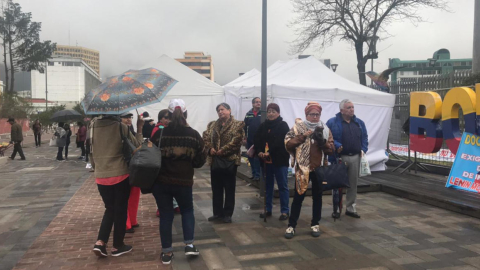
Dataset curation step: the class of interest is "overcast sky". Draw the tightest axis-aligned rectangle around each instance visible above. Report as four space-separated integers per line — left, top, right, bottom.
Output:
16 0 475 85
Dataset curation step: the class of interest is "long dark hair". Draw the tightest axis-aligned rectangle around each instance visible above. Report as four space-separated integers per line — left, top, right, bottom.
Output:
158 109 169 122
168 108 187 130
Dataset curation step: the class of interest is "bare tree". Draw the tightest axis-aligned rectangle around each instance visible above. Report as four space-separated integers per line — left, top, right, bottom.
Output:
290 0 449 86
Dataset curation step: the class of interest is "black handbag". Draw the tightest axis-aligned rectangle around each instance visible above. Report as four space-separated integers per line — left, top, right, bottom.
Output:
315 154 349 191
211 156 236 175
120 123 136 165
129 128 164 193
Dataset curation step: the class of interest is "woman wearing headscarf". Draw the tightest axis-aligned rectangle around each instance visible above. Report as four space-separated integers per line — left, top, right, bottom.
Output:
253 103 290 220
283 102 334 239
150 99 206 265
203 103 245 224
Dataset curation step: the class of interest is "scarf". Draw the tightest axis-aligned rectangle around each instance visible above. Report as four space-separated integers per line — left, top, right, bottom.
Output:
304 120 319 131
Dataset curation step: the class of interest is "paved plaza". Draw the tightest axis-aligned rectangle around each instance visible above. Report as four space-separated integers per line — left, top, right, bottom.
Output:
1 139 480 269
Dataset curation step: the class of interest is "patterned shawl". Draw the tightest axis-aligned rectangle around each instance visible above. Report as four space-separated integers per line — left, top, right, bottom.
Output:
285 118 330 195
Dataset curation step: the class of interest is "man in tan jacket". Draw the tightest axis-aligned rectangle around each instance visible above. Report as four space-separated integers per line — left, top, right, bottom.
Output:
8 117 25 160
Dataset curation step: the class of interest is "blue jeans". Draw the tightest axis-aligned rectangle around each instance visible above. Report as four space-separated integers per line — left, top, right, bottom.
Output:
152 182 195 253
264 164 289 214
247 142 261 178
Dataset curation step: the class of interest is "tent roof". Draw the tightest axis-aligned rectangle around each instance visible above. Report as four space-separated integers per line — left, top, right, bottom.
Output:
142 54 223 96
224 56 395 107
224 69 260 87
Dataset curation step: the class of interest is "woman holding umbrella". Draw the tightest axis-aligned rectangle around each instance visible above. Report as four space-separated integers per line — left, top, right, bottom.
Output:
55 122 67 161
91 114 145 257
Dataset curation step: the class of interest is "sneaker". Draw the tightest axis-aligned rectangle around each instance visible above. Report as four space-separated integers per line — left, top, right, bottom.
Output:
279 213 289 221
311 225 321 237
185 245 199 256
78 156 84 160
92 244 107 257
111 245 132 257
284 226 295 239
161 252 174 264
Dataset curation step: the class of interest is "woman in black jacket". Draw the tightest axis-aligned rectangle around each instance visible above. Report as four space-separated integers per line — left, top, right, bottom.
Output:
254 103 290 220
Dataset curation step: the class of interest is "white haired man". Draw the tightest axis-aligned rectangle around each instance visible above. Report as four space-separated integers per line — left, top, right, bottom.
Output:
326 99 368 219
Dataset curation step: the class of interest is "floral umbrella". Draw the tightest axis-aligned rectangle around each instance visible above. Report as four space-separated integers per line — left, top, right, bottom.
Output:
82 68 177 115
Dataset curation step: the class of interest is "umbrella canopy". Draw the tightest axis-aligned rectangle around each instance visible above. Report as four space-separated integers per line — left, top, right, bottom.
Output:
50 110 82 122
82 68 177 115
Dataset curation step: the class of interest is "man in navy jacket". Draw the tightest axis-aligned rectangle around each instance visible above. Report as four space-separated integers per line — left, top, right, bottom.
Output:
244 97 262 181
326 99 368 219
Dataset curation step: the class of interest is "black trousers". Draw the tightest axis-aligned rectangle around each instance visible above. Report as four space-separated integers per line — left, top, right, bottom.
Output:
64 141 70 158
211 165 237 217
11 142 25 159
78 141 86 157
288 172 323 228
57 147 64 160
34 133 41 146
97 178 130 248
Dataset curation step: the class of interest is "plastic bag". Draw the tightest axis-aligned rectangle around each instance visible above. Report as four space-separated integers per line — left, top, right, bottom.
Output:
49 136 57 147
359 151 371 177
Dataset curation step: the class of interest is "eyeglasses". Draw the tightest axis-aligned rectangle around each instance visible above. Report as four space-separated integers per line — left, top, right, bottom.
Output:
308 113 320 118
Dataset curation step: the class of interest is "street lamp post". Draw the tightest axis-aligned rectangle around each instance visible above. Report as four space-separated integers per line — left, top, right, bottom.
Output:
45 61 48 111
260 0 267 221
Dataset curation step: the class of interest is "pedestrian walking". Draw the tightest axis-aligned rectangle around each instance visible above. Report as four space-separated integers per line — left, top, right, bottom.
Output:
63 123 72 160
203 102 245 224
119 112 141 234
150 99 206 265
32 119 42 147
91 114 144 257
284 102 334 239
55 122 67 161
326 99 368 219
244 97 262 181
8 117 25 160
253 103 290 220
76 122 87 160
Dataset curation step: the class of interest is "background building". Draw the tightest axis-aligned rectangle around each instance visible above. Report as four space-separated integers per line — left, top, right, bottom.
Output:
54 45 100 76
389 49 472 82
14 56 102 109
175 52 214 81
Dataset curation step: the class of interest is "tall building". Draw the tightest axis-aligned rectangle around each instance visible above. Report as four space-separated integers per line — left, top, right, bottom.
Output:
14 56 102 111
389 49 472 82
54 45 100 76
175 52 214 81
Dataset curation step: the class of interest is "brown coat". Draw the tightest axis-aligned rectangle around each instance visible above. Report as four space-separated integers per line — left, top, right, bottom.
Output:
203 116 245 166
90 118 143 179
10 122 23 142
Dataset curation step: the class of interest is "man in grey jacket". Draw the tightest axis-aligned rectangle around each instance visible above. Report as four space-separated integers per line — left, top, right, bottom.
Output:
8 117 25 160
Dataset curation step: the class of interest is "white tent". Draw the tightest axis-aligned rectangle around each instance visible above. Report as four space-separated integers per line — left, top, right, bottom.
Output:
132 54 224 135
224 56 395 171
